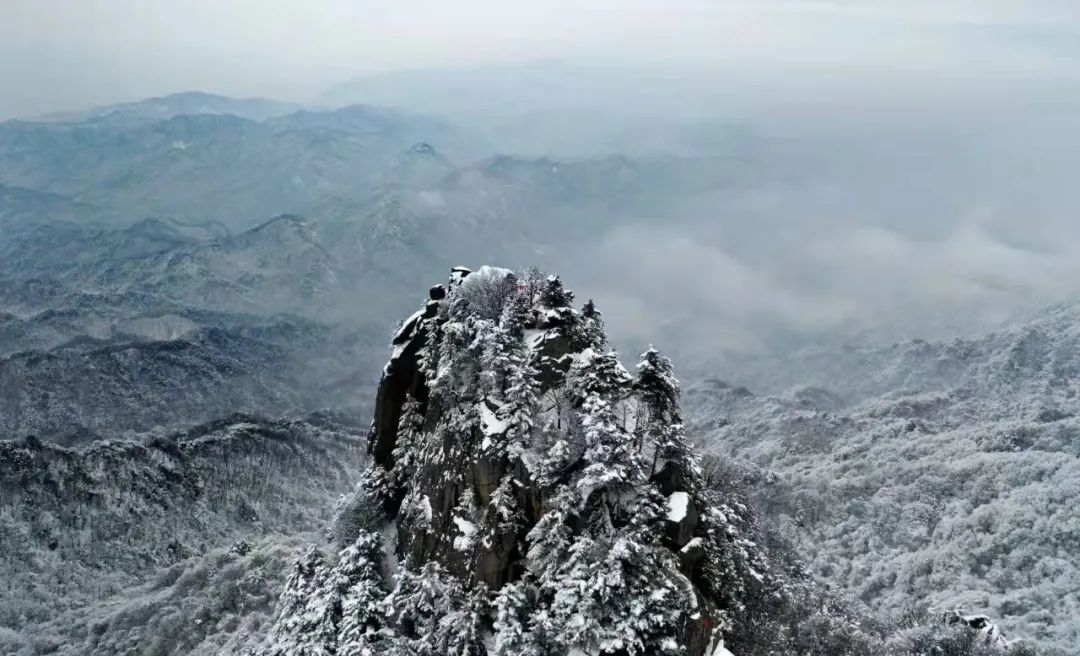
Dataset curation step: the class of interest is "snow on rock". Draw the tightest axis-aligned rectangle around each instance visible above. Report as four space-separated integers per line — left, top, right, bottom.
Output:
950 612 1011 650
453 516 477 536
458 265 514 298
392 308 425 344
449 266 472 285
452 515 477 551
680 537 703 553
479 399 508 436
524 328 550 350
667 491 690 522
479 398 508 449
705 636 735 656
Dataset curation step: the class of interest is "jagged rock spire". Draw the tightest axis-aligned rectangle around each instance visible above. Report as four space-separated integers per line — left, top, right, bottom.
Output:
258 267 761 656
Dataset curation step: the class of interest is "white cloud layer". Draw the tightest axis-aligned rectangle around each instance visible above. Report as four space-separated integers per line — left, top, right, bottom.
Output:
2 0 1079 118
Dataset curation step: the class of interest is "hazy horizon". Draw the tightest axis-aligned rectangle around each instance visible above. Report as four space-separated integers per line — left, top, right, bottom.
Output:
5 0 1080 120
6 0 1080 363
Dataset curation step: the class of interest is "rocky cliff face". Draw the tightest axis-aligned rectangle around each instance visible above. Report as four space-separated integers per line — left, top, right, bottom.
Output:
255 267 770 656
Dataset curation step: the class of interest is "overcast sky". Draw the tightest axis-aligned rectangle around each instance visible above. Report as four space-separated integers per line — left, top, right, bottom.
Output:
3 0 1080 119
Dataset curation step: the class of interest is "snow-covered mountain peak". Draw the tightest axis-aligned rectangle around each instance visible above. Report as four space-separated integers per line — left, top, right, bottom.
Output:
253 267 777 655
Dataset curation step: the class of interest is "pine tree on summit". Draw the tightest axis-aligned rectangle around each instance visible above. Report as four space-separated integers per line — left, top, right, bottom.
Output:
568 348 639 500
539 274 574 309
636 347 701 489
636 347 681 426
580 299 606 350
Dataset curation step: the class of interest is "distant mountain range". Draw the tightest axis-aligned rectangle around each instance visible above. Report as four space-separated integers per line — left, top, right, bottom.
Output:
29 91 304 125
0 95 745 442
0 103 472 227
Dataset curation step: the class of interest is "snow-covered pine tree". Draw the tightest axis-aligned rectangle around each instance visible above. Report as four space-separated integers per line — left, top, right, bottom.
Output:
568 348 638 499
260 546 336 656
580 299 606 350
539 274 573 309
633 348 797 653
636 346 699 490
263 536 388 656
335 531 388 655
390 394 425 490
254 267 793 656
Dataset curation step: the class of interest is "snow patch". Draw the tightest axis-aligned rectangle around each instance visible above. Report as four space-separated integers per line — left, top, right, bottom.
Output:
479 399 508 447
524 328 549 350
519 450 537 474
452 515 477 551
680 537 703 553
667 491 690 522
541 308 562 323
705 635 735 656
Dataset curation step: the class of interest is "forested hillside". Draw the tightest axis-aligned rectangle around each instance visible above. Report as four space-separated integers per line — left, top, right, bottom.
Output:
0 413 366 654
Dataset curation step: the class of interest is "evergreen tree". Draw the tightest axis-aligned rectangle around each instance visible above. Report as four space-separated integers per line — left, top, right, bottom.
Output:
390 394 425 489
539 274 574 309
493 581 545 656
580 299 606 350
635 347 703 490
263 547 337 656
636 347 681 425
383 562 487 656
336 532 389 656
634 347 759 633
498 292 540 459
569 349 639 503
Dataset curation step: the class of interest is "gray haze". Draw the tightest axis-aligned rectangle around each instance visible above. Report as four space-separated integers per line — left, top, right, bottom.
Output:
6 0 1080 366
4 0 1080 119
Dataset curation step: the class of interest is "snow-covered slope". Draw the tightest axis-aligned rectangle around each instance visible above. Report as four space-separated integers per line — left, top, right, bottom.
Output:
0 321 380 440
0 412 367 652
689 305 1080 651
